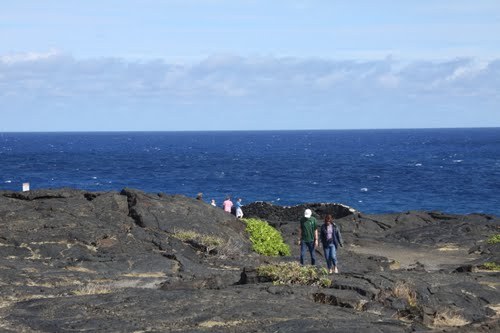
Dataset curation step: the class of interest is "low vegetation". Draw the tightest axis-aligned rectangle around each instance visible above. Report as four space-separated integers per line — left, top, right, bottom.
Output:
243 218 291 256
257 262 331 287
432 308 470 328
481 262 500 271
73 283 113 296
392 280 418 307
173 229 223 254
486 234 500 244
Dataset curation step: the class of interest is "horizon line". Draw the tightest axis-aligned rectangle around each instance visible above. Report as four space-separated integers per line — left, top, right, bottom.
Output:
1 126 499 134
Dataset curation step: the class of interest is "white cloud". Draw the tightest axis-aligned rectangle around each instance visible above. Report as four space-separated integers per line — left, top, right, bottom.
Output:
0 49 61 64
0 52 498 123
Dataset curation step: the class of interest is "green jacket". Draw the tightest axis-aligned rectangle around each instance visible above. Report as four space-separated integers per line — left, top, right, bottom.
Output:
300 216 317 242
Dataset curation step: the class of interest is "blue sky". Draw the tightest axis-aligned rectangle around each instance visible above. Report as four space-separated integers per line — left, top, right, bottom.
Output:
1 0 499 131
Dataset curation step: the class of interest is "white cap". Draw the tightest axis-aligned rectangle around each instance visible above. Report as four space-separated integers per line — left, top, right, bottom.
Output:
304 209 312 218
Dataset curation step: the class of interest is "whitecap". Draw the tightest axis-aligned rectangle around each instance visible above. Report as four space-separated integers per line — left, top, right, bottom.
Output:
360 188 368 192
4 180 12 183
92 176 97 179
358 200 363 203
453 160 463 163
415 163 422 167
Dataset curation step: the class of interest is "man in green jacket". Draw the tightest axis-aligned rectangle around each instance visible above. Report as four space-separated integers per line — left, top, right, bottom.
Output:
298 209 318 265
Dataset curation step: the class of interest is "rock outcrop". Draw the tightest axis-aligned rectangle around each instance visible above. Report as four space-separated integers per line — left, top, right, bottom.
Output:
0 189 499 332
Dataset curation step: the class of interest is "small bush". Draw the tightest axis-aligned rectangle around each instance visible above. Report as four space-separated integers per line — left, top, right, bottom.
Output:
392 281 418 307
486 234 500 244
257 262 330 287
481 262 500 271
243 218 291 256
432 308 470 327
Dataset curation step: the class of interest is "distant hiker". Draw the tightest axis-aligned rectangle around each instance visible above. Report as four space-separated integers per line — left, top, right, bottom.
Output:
210 199 216 207
235 198 244 218
298 209 318 266
196 192 203 201
222 196 233 213
320 214 343 274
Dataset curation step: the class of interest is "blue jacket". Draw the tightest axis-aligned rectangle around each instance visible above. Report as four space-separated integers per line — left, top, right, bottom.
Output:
319 223 343 249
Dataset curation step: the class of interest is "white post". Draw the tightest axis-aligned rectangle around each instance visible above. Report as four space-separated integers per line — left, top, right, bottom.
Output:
22 183 30 192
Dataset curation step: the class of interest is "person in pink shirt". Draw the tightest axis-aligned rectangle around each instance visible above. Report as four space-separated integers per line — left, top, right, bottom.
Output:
222 196 233 213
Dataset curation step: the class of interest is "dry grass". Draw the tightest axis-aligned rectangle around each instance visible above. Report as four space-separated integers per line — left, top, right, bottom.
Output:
64 266 97 274
19 243 44 260
21 267 39 273
0 293 58 309
257 262 331 287
432 308 470 327
121 272 166 278
437 244 460 252
22 277 84 288
355 299 369 311
173 229 224 254
488 304 500 318
198 320 247 328
216 238 243 258
392 280 417 307
479 281 500 289
389 260 401 270
73 283 114 295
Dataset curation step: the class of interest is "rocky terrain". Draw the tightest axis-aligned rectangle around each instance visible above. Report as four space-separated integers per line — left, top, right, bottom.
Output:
0 188 499 332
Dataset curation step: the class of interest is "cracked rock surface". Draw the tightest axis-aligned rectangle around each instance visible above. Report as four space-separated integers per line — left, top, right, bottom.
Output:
0 189 499 332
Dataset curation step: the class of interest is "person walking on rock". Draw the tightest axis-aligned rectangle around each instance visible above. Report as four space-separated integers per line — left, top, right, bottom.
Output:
235 198 244 218
319 214 343 274
299 209 318 266
222 196 233 213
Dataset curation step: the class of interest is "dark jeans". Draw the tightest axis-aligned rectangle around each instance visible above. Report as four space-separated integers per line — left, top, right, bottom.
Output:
323 244 337 270
300 241 316 265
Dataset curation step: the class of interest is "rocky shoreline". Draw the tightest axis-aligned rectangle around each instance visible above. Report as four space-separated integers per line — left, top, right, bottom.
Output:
0 188 499 332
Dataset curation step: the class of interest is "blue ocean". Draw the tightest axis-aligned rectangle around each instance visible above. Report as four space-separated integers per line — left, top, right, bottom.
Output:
1 129 499 215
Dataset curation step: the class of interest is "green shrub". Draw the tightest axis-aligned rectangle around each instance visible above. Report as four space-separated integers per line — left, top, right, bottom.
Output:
482 262 500 271
257 262 330 287
243 218 291 256
486 234 500 245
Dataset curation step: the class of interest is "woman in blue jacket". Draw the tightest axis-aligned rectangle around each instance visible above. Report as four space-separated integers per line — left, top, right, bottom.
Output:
319 214 343 274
